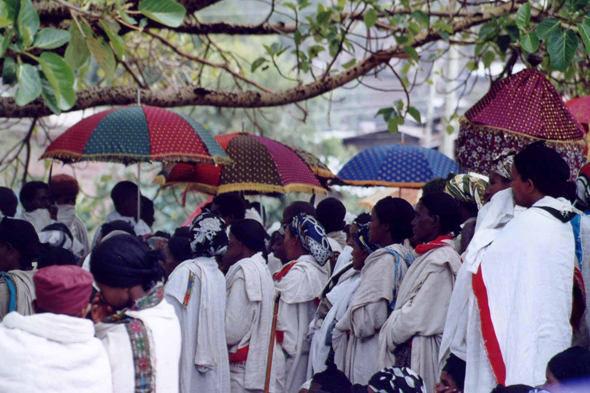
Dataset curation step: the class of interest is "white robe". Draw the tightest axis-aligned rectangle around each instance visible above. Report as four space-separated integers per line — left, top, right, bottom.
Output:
0 270 35 321
378 240 462 393
0 312 113 393
16 209 52 233
465 196 575 392
334 244 413 385
95 293 181 393
165 257 230 393
274 254 330 393
225 253 278 393
56 204 90 256
327 231 347 253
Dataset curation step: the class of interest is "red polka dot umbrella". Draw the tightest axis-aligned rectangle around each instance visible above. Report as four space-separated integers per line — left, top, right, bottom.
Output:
157 132 329 195
456 69 586 180
41 105 230 165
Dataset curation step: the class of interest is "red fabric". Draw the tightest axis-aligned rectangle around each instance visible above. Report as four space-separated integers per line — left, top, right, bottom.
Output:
566 96 590 125
414 235 454 255
472 265 506 386
572 267 586 332
34 265 93 315
273 262 298 282
229 345 249 363
276 330 284 343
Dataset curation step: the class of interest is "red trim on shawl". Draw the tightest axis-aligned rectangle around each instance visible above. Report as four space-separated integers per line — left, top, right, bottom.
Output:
276 331 284 343
229 346 249 363
472 265 506 386
414 235 454 255
572 267 586 332
273 262 298 282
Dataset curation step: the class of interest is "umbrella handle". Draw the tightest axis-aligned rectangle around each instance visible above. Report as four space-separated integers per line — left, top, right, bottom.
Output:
137 163 141 225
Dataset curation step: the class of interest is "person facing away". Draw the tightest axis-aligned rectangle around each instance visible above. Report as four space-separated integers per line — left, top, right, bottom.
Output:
333 197 415 385
542 346 590 390
0 218 40 320
16 181 55 232
274 212 332 393
0 265 112 393
0 187 17 218
378 192 463 393
50 174 90 256
317 197 348 253
211 192 247 227
164 212 231 393
90 234 181 393
222 218 280 393
465 143 577 392
104 181 151 237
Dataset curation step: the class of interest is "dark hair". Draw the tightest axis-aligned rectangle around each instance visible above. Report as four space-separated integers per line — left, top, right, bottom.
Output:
91 234 166 291
0 218 40 269
422 177 449 195
443 353 466 391
514 143 570 199
311 362 352 393
373 197 415 241
250 201 266 222
548 346 590 384
213 192 246 220
353 212 371 227
419 192 462 235
284 201 317 224
0 187 17 217
110 181 139 209
20 181 49 203
141 196 155 225
101 220 135 238
167 236 192 263
230 218 268 256
173 226 191 239
490 385 533 393
316 198 346 233
37 245 77 269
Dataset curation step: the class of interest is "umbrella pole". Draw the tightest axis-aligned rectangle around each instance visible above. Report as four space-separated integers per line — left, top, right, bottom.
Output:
137 163 141 224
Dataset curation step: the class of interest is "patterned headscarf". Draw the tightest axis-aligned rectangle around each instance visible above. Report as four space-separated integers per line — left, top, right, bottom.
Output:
576 163 590 211
490 150 516 180
288 213 333 266
368 367 427 393
444 174 488 209
354 223 380 254
189 212 228 258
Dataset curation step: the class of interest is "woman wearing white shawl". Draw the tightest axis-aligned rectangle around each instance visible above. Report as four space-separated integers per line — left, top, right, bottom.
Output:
165 212 231 393
378 193 463 393
222 219 279 393
275 213 332 393
334 198 416 385
465 144 577 392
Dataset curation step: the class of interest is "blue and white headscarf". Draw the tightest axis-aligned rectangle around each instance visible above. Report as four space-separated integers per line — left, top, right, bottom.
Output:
355 224 380 254
289 213 333 266
190 212 228 258
368 367 427 393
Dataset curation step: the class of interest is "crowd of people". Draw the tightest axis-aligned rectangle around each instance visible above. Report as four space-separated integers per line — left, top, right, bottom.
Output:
0 142 590 393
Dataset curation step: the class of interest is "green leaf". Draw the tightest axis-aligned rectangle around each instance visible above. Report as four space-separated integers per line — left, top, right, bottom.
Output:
446 125 454 135
15 63 41 106
407 106 421 124
2 56 17 85
395 99 404 112
578 18 590 57
467 61 478 71
86 35 116 79
33 28 70 49
0 0 13 28
434 21 453 34
408 21 421 36
388 119 399 133
536 18 561 40
17 0 39 46
116 0 137 26
99 19 126 60
307 44 325 59
496 35 511 53
251 57 267 72
342 58 356 69
505 23 520 42
483 50 496 68
38 52 75 110
40 76 60 115
403 46 419 62
479 23 497 40
0 32 12 57
376 107 395 121
64 23 90 71
547 29 578 72
567 0 588 12
138 0 186 28
412 10 429 26
515 3 531 30
316 11 332 24
364 8 377 29
284 2 297 12
520 32 539 53
475 43 485 56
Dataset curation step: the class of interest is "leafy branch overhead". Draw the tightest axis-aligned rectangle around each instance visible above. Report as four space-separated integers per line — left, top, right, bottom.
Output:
0 0 590 122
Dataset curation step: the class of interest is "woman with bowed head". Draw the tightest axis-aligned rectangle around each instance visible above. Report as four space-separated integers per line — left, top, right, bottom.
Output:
378 192 463 393
333 197 416 385
90 234 181 393
164 212 231 393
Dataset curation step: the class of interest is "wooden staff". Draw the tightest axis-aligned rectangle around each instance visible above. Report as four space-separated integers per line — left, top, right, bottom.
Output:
264 294 281 393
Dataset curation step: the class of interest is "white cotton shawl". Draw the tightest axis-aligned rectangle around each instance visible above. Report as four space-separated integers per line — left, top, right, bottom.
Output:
106 211 152 236
0 312 112 393
274 254 330 304
225 253 276 391
16 209 52 233
57 204 90 256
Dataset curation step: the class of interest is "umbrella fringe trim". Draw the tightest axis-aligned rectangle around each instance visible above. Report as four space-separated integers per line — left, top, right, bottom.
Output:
460 117 587 145
166 182 328 195
309 167 338 179
335 179 425 188
40 150 231 164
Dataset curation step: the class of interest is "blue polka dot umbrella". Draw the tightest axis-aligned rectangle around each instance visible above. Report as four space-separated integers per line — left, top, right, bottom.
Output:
337 144 460 188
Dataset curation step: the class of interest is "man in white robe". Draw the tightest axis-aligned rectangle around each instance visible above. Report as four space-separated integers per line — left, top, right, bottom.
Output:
317 197 347 253
222 219 279 393
51 174 90 256
165 212 231 393
276 213 331 393
0 265 112 393
464 144 577 392
16 181 55 232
